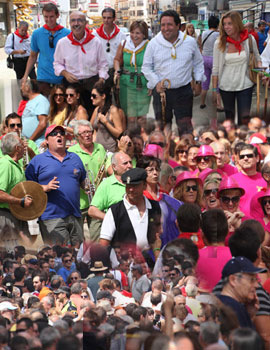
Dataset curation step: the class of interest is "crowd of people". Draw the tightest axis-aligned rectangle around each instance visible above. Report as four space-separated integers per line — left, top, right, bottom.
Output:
3 3 270 350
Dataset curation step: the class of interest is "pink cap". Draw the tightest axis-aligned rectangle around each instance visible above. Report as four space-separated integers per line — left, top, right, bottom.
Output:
249 133 267 144
175 171 202 189
198 168 224 183
217 177 245 198
257 188 270 204
45 124 65 138
143 144 164 160
195 145 216 158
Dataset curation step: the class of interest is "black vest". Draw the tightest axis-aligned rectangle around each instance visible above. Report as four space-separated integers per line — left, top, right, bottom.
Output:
110 198 161 248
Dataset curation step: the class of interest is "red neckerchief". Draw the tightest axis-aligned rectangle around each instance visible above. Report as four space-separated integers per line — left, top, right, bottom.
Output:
14 29 29 43
43 24 64 31
226 29 249 54
96 24 120 40
67 27 94 53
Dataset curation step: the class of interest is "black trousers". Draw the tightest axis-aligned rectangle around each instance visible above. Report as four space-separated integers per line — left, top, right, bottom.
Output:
13 57 36 80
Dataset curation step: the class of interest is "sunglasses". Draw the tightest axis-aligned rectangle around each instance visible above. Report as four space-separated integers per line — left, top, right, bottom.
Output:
162 269 169 272
151 142 165 148
66 93 75 97
81 294 88 299
54 93 64 98
64 259 71 263
221 196 240 204
71 277 78 280
169 273 176 277
197 156 211 163
239 153 254 160
204 188 218 197
262 199 270 206
49 35 54 48
91 93 97 99
177 149 188 154
106 42 110 53
9 123 22 128
49 130 65 137
186 185 198 192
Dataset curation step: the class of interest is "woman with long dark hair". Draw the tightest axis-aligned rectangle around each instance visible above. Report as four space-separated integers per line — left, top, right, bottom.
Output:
90 80 125 152
48 84 67 125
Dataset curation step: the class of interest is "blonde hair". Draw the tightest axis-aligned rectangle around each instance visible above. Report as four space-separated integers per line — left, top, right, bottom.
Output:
218 11 244 52
185 23 197 38
174 179 203 207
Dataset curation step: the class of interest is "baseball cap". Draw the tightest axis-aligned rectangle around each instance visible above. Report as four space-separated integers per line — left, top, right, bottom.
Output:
249 133 267 144
222 256 267 279
54 286 70 296
0 301 17 311
45 125 65 138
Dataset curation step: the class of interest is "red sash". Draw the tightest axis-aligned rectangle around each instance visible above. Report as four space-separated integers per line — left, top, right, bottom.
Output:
14 29 29 43
67 28 94 53
43 24 64 31
96 24 120 40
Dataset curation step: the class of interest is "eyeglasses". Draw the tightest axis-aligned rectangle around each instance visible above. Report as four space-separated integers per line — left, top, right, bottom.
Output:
239 153 254 160
186 185 198 192
63 259 71 263
177 149 188 154
70 18 85 23
54 93 64 98
66 93 75 97
106 42 110 52
262 199 270 206
151 142 165 148
91 93 97 99
204 188 218 197
81 294 88 299
221 196 240 204
79 130 93 136
49 35 54 48
49 130 65 137
9 123 22 128
235 274 258 284
197 156 211 163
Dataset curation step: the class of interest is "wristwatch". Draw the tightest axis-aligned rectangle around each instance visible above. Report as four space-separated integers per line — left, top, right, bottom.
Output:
195 81 202 84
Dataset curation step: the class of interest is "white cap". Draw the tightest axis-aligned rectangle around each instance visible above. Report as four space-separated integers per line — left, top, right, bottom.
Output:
0 301 18 311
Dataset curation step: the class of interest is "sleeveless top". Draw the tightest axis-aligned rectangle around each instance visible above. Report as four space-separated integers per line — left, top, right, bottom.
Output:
93 108 117 152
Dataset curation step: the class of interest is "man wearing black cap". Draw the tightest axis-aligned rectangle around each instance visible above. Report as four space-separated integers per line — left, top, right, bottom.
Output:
99 168 161 251
54 286 77 315
25 124 86 247
217 256 266 328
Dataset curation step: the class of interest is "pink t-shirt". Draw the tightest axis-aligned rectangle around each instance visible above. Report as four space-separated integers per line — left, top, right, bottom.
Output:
168 159 180 168
196 246 232 292
220 163 238 176
230 172 266 217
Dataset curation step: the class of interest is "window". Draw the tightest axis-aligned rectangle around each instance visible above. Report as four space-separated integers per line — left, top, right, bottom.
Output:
137 10 144 16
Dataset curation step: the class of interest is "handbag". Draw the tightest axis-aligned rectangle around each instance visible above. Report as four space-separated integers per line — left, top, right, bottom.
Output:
6 33 14 69
248 35 257 84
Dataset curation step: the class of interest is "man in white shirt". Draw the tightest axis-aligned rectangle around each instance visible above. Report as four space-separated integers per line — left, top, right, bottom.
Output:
142 10 204 136
93 8 126 87
5 21 36 80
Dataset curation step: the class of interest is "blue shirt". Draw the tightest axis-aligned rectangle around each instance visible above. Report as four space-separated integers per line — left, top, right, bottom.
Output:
31 26 70 84
57 265 76 284
258 26 269 54
22 94 50 147
25 150 86 220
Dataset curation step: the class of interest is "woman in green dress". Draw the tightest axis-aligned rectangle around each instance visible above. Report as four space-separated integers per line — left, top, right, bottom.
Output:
114 21 151 127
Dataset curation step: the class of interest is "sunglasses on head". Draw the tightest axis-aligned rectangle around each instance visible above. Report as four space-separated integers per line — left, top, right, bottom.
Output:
49 35 54 48
91 93 97 99
49 129 65 137
197 156 210 163
204 188 218 197
66 93 75 97
239 153 254 160
54 93 64 98
9 123 22 128
106 42 110 52
221 196 240 204
262 199 270 206
186 185 198 192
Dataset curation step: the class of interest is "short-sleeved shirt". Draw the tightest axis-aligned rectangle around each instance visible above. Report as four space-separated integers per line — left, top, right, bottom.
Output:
25 150 86 220
22 94 50 147
68 142 109 210
201 30 219 56
0 155 25 209
31 26 70 84
91 174 125 212
131 275 151 302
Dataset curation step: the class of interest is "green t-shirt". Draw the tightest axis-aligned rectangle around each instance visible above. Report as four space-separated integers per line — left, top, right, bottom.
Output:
91 174 126 212
0 155 26 209
68 142 110 210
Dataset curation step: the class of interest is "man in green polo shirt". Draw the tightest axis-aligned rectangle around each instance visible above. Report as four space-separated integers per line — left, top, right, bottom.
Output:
68 120 112 238
88 151 133 241
0 113 39 168
0 132 33 245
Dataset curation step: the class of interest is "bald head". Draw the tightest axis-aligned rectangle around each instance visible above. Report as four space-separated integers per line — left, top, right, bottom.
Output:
210 141 226 168
248 117 262 132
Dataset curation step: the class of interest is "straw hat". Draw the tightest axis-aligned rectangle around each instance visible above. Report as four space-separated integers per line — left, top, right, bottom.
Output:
90 261 107 272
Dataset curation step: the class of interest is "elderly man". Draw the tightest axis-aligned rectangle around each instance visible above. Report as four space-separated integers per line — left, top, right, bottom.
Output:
88 151 133 241
93 7 126 87
54 11 109 115
210 141 237 176
142 10 204 135
21 80 49 148
22 3 70 96
4 21 36 80
0 133 33 244
68 120 111 235
25 125 86 247
217 256 266 328
99 168 161 251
